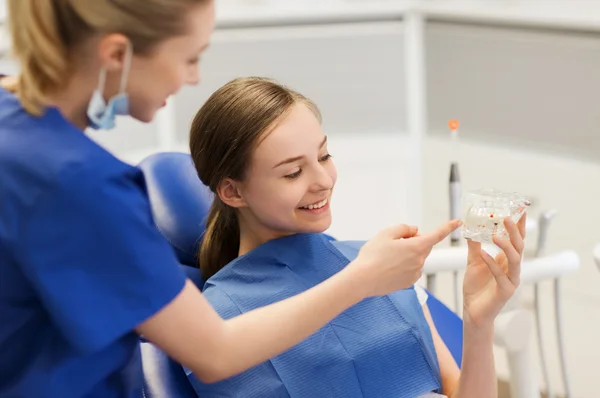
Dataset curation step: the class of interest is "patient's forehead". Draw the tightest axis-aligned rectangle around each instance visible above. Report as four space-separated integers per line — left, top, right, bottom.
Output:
251 103 324 169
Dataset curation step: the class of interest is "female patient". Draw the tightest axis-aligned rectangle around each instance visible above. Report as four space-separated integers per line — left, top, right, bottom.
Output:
187 77 526 397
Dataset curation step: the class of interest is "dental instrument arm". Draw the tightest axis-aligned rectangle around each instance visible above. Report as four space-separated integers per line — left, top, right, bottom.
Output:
424 246 578 284
423 220 537 275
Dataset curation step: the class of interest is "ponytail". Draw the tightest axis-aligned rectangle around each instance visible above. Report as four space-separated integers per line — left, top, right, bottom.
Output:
199 199 240 280
2 0 73 115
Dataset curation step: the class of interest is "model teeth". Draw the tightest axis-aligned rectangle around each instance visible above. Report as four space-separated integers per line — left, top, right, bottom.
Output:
302 199 327 210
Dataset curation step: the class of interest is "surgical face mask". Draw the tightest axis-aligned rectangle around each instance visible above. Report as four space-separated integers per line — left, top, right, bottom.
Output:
87 44 133 130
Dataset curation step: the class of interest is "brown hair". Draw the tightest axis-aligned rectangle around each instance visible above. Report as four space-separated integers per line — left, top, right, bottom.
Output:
189 77 322 280
1 0 208 115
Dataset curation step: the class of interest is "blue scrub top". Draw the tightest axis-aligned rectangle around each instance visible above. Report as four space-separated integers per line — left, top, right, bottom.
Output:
0 87 187 397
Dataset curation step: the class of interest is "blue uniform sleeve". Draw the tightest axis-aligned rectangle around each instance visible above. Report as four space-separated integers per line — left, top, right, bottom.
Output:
186 284 290 398
17 163 186 355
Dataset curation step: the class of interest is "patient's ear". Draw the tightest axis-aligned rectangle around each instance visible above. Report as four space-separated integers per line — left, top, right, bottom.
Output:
216 178 247 208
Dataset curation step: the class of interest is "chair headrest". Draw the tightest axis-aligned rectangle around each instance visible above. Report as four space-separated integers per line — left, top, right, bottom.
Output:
138 152 213 267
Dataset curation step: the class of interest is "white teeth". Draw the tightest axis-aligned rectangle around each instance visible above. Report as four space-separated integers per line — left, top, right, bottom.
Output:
302 199 327 210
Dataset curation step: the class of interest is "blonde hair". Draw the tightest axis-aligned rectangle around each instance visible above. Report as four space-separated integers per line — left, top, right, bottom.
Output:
189 77 322 280
1 0 208 115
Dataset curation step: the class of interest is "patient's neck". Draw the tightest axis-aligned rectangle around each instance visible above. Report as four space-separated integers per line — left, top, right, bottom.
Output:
237 216 295 257
238 232 264 257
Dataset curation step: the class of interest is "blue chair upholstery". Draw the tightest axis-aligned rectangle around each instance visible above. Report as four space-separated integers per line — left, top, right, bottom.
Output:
138 152 214 267
139 265 204 398
426 291 463 366
138 152 463 396
138 152 210 397
140 334 198 398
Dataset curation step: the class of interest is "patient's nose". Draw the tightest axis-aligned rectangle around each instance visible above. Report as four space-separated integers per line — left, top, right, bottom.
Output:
312 166 334 192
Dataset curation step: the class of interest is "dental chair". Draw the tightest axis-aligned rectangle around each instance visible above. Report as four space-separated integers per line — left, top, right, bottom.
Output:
137 152 465 397
138 153 210 398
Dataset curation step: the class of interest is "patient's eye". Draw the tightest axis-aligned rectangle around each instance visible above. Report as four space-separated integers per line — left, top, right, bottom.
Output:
285 169 302 179
319 153 332 162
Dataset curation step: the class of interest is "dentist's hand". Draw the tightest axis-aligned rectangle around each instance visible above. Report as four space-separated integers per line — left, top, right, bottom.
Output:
462 214 527 328
351 220 462 297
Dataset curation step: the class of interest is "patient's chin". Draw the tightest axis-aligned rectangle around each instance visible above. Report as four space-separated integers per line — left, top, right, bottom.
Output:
298 218 332 234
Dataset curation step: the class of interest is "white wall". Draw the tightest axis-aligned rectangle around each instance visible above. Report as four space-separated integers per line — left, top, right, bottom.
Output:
0 0 5 22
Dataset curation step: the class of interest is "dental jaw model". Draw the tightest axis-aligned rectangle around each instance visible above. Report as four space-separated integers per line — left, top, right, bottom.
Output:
462 188 530 243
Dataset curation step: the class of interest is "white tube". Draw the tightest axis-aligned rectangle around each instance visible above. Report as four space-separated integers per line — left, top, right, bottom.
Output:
425 248 579 284
534 284 554 398
493 308 533 352
424 247 468 274
424 245 499 274
554 278 572 398
493 309 539 398
423 217 536 275
520 251 580 285
507 341 540 398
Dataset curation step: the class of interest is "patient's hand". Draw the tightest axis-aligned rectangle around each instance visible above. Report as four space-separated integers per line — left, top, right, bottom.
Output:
462 213 527 328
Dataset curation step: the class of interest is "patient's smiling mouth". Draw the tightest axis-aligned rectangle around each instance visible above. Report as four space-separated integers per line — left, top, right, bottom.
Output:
299 198 327 210
298 198 329 215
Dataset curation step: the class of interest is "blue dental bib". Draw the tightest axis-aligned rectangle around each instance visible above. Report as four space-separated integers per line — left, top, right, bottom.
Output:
188 233 442 397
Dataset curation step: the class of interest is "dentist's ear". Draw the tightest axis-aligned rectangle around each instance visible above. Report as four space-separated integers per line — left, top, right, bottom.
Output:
97 33 132 71
216 179 248 209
